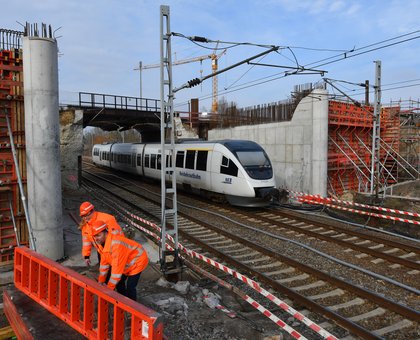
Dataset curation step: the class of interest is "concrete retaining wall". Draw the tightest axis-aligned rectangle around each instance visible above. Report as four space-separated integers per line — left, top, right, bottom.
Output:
60 109 84 190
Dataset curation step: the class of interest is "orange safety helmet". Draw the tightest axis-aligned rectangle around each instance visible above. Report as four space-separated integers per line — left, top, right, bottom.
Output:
91 220 107 236
80 201 94 217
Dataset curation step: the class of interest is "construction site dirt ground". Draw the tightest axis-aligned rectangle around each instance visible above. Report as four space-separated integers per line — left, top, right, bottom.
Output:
0 188 286 340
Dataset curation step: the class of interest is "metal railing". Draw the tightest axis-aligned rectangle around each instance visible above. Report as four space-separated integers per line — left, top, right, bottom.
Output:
79 92 160 112
14 246 163 339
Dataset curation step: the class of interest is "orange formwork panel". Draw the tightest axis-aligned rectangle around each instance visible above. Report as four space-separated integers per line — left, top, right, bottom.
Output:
13 246 164 339
327 100 401 196
0 29 27 257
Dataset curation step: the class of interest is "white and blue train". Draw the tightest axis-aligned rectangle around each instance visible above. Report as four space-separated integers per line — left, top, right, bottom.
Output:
92 140 280 207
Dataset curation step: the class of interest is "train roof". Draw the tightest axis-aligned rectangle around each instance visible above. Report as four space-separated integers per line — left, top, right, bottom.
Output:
93 139 263 150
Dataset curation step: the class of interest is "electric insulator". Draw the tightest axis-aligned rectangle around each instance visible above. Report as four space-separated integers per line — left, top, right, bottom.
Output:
188 78 201 88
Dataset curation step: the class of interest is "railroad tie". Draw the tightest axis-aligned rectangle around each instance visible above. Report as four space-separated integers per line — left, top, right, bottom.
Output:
308 288 344 300
328 297 365 311
373 319 413 337
348 307 385 322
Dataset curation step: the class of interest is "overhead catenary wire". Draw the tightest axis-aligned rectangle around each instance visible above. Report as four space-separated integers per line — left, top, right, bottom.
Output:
173 30 420 108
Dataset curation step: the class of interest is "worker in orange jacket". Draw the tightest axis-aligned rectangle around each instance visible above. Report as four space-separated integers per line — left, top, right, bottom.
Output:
79 201 123 266
91 220 149 301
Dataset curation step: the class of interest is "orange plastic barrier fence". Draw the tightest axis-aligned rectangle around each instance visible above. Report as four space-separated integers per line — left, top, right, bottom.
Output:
14 246 163 339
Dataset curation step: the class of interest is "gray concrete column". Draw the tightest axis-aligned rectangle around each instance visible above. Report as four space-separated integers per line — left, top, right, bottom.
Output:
23 25 63 260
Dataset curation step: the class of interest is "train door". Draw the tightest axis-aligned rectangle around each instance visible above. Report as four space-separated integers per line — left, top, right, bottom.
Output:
131 152 136 168
210 146 240 195
165 152 172 181
141 144 147 176
109 143 114 169
136 152 142 175
195 150 211 191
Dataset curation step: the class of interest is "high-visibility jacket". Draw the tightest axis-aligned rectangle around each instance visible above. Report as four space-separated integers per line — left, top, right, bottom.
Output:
81 211 123 258
98 233 148 290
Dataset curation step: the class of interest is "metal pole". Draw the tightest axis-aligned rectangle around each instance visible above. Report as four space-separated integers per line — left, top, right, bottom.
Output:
173 45 279 94
8 191 20 246
139 61 143 99
370 61 381 196
5 113 36 250
365 80 369 105
159 5 181 277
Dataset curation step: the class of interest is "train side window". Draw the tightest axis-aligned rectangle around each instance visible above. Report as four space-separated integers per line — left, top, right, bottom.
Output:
151 154 157 168
185 150 195 169
176 151 184 168
220 156 238 177
157 155 161 170
137 154 142 166
221 156 228 166
196 151 208 171
144 154 150 168
166 155 172 168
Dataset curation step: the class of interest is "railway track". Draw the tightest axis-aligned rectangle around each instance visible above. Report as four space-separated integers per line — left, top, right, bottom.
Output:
81 167 420 339
204 205 420 290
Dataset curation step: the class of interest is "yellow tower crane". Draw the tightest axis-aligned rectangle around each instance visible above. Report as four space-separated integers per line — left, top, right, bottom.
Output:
139 48 226 112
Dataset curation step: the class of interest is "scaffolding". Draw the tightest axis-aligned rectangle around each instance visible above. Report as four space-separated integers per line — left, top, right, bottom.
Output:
327 100 419 197
0 29 27 260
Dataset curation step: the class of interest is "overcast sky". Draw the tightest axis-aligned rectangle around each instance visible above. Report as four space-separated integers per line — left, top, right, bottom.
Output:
2 0 419 111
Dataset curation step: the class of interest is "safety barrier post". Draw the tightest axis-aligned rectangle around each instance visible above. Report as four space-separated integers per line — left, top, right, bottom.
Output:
13 246 163 339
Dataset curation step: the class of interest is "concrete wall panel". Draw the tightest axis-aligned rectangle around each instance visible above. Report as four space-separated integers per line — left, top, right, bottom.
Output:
60 109 83 190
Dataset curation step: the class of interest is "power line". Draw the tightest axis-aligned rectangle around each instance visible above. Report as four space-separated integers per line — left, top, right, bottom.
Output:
325 77 420 98
174 30 420 107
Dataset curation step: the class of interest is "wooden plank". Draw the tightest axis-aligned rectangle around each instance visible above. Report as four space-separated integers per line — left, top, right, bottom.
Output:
3 289 34 340
0 260 14 267
0 325 15 338
3 286 85 340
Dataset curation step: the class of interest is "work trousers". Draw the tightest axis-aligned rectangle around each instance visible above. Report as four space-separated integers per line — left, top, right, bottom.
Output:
116 272 141 301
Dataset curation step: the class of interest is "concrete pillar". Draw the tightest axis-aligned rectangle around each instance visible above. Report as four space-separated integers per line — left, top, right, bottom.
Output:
23 25 63 260
311 89 329 196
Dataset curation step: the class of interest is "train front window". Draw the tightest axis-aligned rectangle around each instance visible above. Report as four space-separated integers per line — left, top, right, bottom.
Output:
236 150 273 180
